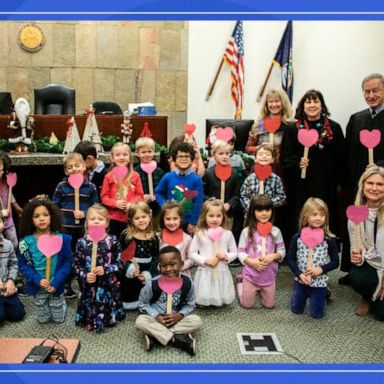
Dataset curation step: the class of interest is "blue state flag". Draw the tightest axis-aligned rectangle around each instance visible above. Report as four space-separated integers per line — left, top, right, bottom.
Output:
273 21 294 102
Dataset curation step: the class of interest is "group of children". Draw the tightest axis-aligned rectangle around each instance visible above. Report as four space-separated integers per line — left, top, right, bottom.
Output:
0 131 341 357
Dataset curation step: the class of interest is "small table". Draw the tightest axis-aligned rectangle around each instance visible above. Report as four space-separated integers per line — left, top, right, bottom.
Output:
0 337 80 363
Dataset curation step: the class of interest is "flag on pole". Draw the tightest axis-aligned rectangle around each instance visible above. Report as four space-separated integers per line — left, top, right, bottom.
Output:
223 21 244 119
272 21 294 102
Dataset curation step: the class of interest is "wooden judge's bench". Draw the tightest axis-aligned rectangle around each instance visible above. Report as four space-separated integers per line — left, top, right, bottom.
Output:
0 114 168 206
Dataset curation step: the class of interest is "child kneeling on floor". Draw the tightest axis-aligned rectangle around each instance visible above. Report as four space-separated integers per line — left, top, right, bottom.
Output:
135 246 202 356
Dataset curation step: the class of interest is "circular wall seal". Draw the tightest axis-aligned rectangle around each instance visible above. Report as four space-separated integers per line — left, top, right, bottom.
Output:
18 24 45 52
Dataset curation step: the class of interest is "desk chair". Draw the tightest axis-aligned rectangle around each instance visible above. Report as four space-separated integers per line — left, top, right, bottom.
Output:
34 84 75 115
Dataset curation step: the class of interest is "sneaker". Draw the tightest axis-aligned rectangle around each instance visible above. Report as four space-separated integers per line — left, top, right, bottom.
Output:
64 287 77 299
338 274 351 286
142 334 156 352
229 259 241 267
172 334 196 356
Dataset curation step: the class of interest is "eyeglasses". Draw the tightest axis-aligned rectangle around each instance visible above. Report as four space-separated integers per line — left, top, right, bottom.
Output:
363 88 384 96
176 155 191 160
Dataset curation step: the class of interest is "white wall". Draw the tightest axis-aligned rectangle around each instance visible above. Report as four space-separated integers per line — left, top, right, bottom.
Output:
188 21 384 146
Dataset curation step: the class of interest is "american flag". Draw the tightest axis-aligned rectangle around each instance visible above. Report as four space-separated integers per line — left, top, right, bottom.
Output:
223 21 244 119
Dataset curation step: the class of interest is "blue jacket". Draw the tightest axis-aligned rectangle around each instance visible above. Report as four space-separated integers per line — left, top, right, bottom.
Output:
18 233 73 296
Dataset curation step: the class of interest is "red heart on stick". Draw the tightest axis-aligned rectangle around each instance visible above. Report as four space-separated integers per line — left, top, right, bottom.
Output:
264 117 281 133
254 164 272 181
215 164 232 182
37 234 63 258
298 129 319 148
300 227 324 249
88 225 106 243
216 127 234 142
68 173 84 189
183 123 196 136
346 205 369 225
359 129 381 149
257 222 272 237
184 189 198 200
162 228 184 246
112 166 128 180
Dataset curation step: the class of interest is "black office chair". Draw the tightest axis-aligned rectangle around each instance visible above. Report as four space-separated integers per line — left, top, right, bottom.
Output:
34 84 76 115
93 101 123 115
0 92 13 114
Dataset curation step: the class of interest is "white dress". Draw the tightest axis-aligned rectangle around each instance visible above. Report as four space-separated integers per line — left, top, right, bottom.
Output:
189 229 237 306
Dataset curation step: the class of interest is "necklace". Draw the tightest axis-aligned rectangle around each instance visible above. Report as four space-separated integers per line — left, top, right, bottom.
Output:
296 118 333 149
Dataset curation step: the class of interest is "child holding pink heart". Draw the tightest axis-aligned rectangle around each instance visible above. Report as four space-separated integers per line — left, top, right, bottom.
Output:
74 204 125 332
134 137 164 225
237 195 285 309
18 196 72 323
159 201 193 276
101 142 144 239
120 201 159 310
189 198 237 306
287 197 339 319
240 143 286 223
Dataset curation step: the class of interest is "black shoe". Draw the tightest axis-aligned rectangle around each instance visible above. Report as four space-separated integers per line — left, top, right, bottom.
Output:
64 287 77 299
16 281 28 297
338 274 351 286
142 334 156 352
172 334 196 356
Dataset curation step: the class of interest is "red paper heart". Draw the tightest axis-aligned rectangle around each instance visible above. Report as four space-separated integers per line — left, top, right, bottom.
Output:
183 123 196 136
68 173 84 190
88 225 106 243
37 234 63 258
6 172 17 188
141 161 157 175
346 205 369 225
207 226 224 242
184 189 198 200
257 222 272 237
215 164 232 182
254 164 272 181
300 227 324 249
162 228 184 246
216 127 234 142
264 117 281 133
298 129 319 148
359 129 381 149
158 276 183 294
112 166 128 180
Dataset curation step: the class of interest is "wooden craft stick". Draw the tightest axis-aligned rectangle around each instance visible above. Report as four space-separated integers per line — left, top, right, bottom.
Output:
91 242 97 271
74 189 80 224
259 181 265 195
307 248 313 284
368 148 374 166
269 132 274 146
46 258 51 282
148 174 154 196
220 180 225 202
301 147 309 179
261 236 266 258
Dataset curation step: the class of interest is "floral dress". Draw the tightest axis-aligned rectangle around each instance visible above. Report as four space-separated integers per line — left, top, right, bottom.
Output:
74 234 125 332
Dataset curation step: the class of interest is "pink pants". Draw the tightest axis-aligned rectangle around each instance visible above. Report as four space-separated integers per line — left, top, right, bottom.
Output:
239 279 276 309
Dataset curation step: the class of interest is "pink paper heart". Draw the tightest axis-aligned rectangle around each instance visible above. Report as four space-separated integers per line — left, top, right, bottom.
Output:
359 129 381 149
158 276 183 294
298 129 319 148
141 161 157 175
6 172 17 188
37 234 63 258
183 123 196 136
112 166 128 180
184 189 198 200
346 205 369 225
300 227 324 249
68 173 84 190
216 127 234 142
88 225 106 243
207 227 224 242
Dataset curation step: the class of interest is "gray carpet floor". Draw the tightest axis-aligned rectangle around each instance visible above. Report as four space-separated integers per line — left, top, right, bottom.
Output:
1 265 383 364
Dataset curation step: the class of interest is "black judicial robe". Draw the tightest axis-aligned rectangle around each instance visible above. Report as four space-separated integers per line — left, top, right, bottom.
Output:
280 118 345 236
345 108 384 203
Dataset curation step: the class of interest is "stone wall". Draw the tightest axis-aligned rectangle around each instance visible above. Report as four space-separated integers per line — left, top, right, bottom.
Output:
0 21 188 143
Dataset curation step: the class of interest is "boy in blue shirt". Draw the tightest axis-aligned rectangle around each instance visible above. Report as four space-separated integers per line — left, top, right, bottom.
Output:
135 246 202 356
155 142 204 235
